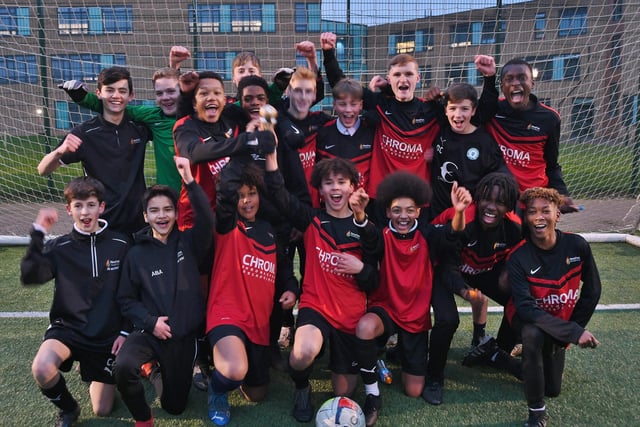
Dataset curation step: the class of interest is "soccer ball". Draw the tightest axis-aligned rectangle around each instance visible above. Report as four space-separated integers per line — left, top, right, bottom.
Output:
315 396 365 427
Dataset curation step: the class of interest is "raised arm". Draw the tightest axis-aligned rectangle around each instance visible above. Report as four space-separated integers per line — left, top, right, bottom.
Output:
20 208 58 285
37 133 82 176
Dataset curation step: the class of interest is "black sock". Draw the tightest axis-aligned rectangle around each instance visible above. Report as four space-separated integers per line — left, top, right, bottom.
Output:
40 375 78 412
472 323 486 345
210 369 243 394
354 337 379 386
288 362 313 390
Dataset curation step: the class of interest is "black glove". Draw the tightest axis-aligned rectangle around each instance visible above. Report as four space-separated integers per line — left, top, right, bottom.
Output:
273 67 295 91
58 80 89 103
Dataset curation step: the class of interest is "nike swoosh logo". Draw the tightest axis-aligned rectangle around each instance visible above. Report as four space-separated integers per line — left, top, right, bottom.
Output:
384 110 392 116
530 266 542 275
325 145 335 149
467 240 478 247
495 114 506 119
291 126 300 134
320 220 330 224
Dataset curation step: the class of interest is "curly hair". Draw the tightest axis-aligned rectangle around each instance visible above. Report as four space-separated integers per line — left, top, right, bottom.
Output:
474 172 519 211
375 171 431 209
521 187 563 207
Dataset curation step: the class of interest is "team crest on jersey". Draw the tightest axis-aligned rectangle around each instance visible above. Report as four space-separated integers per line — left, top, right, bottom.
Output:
412 117 425 125
527 123 541 132
359 144 372 150
410 243 421 253
129 138 142 145
566 256 581 265
493 242 507 250
466 147 479 160
346 230 360 240
105 259 120 271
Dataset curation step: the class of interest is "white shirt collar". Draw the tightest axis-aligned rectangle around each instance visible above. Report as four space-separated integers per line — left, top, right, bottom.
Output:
336 117 361 136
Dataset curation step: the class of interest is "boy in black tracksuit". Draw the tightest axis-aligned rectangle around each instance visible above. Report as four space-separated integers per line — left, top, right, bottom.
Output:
115 157 214 426
21 176 130 426
506 187 601 427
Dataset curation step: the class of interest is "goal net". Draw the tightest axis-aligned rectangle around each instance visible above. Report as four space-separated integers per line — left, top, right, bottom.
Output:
1 0 639 239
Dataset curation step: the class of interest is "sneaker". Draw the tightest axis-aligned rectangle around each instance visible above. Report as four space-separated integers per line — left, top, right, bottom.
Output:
462 336 498 367
193 364 210 392
208 383 231 426
524 409 548 427
363 394 382 426
54 405 80 427
292 385 313 422
278 326 292 349
422 381 443 406
511 343 523 357
134 415 154 427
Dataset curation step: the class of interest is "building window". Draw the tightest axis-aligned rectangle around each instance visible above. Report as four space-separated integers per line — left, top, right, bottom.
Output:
0 55 37 84
50 54 126 82
58 6 133 35
195 51 238 80
558 7 588 37
535 12 546 39
55 101 93 129
445 62 480 86
477 21 506 44
610 34 622 69
571 98 595 141
189 4 275 33
528 54 580 81
295 3 321 32
389 29 434 55
450 23 471 47
613 0 623 22
231 4 262 32
0 7 30 36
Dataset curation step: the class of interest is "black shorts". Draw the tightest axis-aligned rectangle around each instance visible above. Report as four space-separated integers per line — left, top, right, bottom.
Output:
296 308 360 375
207 325 270 387
368 306 428 376
44 326 116 384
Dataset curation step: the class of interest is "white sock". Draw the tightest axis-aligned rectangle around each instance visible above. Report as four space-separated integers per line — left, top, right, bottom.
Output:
365 382 380 396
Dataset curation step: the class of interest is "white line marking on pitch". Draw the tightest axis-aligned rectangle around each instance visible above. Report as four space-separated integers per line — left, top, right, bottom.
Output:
1 304 639 318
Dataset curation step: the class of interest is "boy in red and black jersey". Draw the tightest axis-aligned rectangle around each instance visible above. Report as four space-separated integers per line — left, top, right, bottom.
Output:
316 78 374 192
505 187 601 427
173 71 276 230
264 154 379 423
431 173 523 381
205 158 297 426
476 56 579 213
349 172 471 425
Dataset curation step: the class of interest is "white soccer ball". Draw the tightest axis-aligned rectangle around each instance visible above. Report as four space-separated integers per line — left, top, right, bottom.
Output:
315 396 365 427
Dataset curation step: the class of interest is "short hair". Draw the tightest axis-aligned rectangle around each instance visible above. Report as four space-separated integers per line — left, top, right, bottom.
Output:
445 83 478 108
142 185 178 212
152 67 180 84
520 187 563 207
376 171 431 209
500 58 534 79
474 172 519 212
232 52 262 73
237 75 269 102
332 78 363 100
387 54 418 70
97 66 133 93
63 176 105 204
289 66 317 89
197 71 224 86
310 158 359 190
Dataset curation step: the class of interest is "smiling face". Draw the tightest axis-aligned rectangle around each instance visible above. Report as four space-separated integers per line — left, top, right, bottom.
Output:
241 85 268 121
66 196 105 234
524 197 560 249
387 62 419 102
154 77 180 116
287 78 316 119
476 185 509 230
144 195 176 242
194 77 226 123
237 184 260 222
318 172 355 217
334 94 363 129
446 98 477 134
97 78 133 117
386 197 419 234
500 63 534 110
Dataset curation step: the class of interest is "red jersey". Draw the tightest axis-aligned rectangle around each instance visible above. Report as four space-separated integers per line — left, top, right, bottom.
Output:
368 226 432 333
299 216 367 334
366 101 440 198
206 221 277 346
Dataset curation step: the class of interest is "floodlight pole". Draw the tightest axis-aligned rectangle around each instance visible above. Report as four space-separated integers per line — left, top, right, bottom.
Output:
37 0 54 192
